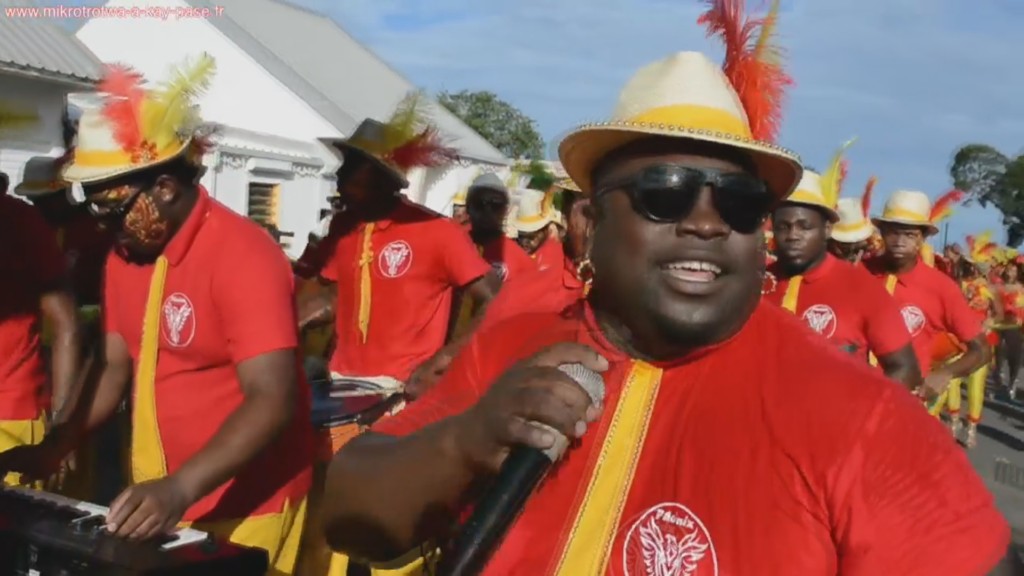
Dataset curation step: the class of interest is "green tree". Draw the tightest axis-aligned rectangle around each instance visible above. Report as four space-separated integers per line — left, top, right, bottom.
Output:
950 144 1024 246
437 90 545 160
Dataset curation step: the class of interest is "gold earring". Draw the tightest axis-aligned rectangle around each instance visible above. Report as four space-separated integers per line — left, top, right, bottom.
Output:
761 270 777 295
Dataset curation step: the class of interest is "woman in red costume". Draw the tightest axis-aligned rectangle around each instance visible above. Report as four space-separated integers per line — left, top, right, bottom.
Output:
995 258 1024 397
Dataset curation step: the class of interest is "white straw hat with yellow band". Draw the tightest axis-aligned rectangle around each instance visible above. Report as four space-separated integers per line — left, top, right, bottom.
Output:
14 155 70 197
514 188 555 233
830 176 876 244
451 189 467 206
782 138 855 223
871 189 964 238
559 1 801 199
62 54 217 184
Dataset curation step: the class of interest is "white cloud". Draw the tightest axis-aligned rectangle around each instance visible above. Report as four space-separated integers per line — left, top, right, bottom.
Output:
300 0 1021 241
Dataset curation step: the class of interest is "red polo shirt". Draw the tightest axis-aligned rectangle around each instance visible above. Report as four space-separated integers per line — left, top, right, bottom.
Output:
479 234 535 282
103 190 314 522
531 236 564 272
0 195 65 419
477 254 584 333
863 258 982 376
765 254 910 360
52 210 114 306
375 302 1007 575
321 200 489 381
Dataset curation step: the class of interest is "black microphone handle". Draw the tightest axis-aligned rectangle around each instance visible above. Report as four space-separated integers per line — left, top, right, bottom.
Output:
438 445 553 576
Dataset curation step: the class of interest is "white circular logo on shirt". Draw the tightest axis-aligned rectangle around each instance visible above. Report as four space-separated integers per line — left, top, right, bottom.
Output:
378 240 413 278
491 262 508 281
161 292 196 348
622 503 718 576
900 305 926 337
801 304 837 338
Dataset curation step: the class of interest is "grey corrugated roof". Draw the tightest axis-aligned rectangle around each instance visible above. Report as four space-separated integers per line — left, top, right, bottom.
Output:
188 0 509 166
0 0 102 84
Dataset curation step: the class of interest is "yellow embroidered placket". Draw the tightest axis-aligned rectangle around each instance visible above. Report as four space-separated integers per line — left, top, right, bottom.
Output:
553 361 663 575
781 275 802 313
357 223 375 344
131 255 170 483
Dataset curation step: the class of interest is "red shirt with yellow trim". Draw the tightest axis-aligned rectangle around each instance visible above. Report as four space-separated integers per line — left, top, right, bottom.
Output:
764 254 910 360
862 258 982 376
0 195 65 419
321 200 490 381
375 301 1006 575
103 191 314 522
476 254 584 333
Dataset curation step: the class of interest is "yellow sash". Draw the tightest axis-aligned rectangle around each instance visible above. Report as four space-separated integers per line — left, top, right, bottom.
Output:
131 256 170 483
357 224 375 344
868 274 900 367
553 361 663 575
780 275 802 313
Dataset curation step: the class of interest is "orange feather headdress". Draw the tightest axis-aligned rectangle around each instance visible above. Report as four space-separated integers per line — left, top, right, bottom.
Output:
860 176 876 220
929 189 965 225
698 0 793 143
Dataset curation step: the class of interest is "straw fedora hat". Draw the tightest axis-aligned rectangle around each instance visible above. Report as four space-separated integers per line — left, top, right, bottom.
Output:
63 54 215 185
830 198 874 243
451 189 467 206
781 170 839 222
321 119 411 188
558 51 801 199
15 155 69 197
514 188 554 233
872 190 938 236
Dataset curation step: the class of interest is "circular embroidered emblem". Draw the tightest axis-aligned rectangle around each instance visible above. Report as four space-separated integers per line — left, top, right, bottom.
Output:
900 305 926 337
801 304 838 338
378 240 414 278
622 502 718 576
161 292 196 347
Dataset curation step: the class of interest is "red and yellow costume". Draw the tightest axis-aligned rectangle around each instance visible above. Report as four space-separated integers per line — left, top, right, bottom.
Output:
62 55 314 573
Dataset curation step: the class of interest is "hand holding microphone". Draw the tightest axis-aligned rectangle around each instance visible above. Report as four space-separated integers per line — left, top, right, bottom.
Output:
441 343 608 576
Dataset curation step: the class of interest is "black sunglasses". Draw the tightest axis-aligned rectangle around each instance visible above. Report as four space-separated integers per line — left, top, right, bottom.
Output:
85 183 148 221
594 165 773 234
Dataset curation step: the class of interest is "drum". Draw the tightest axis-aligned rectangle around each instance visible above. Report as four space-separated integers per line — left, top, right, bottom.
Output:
931 332 965 366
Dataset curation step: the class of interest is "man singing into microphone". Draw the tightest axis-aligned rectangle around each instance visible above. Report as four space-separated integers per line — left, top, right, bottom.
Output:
319 23 1013 576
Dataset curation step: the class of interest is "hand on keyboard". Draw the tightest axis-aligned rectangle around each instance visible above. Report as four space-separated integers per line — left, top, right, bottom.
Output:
0 440 68 486
106 476 193 541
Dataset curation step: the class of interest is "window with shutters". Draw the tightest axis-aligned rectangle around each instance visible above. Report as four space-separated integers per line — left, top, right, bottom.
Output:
247 182 279 228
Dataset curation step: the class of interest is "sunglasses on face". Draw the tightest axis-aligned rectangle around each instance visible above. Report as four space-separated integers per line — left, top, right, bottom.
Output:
85 183 147 220
594 164 773 234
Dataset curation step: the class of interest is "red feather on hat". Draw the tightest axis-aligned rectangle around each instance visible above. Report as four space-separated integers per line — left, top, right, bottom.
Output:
386 126 459 172
98 64 146 152
861 176 876 218
929 189 964 224
698 0 793 143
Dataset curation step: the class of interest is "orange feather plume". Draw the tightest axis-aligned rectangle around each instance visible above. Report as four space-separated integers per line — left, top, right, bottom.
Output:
929 189 964 224
98 64 146 152
861 176 876 218
698 0 793 142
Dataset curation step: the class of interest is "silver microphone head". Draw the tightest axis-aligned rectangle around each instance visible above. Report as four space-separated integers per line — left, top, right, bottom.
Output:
536 363 606 463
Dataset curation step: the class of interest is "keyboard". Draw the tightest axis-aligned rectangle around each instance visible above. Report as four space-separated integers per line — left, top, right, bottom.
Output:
0 486 268 575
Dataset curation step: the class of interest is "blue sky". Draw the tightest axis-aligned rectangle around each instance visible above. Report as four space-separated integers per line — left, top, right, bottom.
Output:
293 0 1024 246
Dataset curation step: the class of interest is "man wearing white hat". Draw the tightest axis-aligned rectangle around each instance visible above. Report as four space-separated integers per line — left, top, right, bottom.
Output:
513 187 562 270
828 178 877 264
323 4 1012 571
766 169 920 387
450 188 469 226
863 189 990 405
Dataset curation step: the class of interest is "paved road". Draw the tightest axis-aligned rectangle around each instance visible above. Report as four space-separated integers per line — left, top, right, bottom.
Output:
966 400 1024 547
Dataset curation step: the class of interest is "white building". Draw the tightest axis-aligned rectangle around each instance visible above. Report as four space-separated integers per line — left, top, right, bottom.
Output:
0 0 102 186
75 0 510 257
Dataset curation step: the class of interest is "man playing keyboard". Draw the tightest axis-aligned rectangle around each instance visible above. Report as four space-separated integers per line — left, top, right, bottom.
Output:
0 59 315 575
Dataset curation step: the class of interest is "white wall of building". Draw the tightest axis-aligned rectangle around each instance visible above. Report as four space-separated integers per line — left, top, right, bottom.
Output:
0 74 70 186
